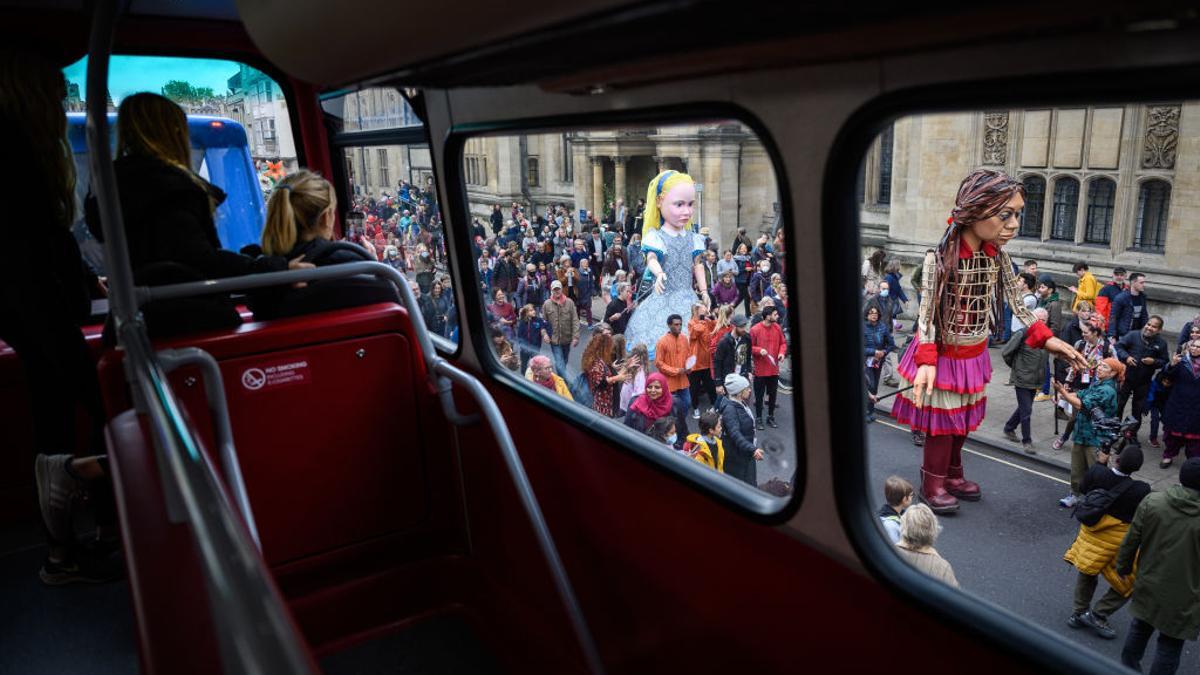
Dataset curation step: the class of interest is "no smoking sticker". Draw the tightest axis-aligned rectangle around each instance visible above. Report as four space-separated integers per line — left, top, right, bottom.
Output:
240 359 311 391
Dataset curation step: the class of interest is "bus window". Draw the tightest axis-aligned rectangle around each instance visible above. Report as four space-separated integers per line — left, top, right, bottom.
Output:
323 88 457 348
62 56 298 274
858 103 1200 666
461 121 795 500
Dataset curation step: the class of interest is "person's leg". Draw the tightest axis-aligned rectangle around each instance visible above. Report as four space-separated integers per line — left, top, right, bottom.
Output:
673 389 691 445
865 367 881 396
1148 631 1185 675
700 370 717 411
551 344 568 377
1150 406 1161 445
1131 382 1151 431
1073 572 1099 616
945 434 979 500
1163 434 1183 463
1041 360 1051 396
1018 387 1034 444
1070 444 1091 496
1121 618 1155 671
688 371 704 415
753 376 767 421
921 434 958 512
765 375 779 421
1185 438 1200 460
1093 585 1131 623
1117 382 1133 420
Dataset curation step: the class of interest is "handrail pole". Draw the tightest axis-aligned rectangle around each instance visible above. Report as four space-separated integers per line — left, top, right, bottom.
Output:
158 347 261 550
434 360 606 675
85 0 138 331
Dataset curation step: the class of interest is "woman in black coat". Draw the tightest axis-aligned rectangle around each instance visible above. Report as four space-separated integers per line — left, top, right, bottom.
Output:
717 374 762 487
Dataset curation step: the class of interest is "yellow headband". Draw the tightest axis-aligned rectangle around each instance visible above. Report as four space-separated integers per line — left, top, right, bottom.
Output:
642 170 695 239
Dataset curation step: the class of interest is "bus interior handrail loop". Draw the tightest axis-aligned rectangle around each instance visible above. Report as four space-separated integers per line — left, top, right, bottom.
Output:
432 359 606 675
157 347 262 551
86 1 318 672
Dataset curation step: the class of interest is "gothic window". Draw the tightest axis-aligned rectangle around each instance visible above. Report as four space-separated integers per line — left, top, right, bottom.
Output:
1050 177 1078 241
561 134 573 182
876 124 893 205
377 148 389 186
527 157 540 187
1132 180 1170 252
1083 178 1115 244
1019 176 1045 237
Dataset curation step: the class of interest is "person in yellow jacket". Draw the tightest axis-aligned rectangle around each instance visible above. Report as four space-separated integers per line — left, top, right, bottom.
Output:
685 410 725 473
525 354 574 401
1062 447 1151 640
1069 262 1101 312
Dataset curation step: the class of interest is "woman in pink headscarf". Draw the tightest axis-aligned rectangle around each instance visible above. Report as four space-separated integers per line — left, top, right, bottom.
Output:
625 372 674 434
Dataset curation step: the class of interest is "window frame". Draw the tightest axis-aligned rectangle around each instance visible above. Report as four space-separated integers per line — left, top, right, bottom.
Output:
1017 174 1045 238
1049 175 1080 241
320 87 460 356
1083 176 1116 245
1131 178 1170 253
825 71 1193 675
442 104 801 521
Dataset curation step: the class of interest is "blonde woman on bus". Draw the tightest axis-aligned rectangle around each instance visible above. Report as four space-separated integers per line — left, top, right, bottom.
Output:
251 170 399 320
1 46 118 585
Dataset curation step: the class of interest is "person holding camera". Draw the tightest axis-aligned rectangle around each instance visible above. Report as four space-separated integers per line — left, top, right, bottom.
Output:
1053 357 1125 508
1063 446 1151 641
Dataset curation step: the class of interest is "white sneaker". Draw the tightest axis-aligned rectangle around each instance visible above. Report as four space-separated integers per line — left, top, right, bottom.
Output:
35 454 80 543
692 409 700 420
1059 494 1077 508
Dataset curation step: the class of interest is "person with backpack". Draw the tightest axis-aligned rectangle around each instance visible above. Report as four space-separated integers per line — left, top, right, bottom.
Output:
1062 447 1152 641
1052 357 1124 509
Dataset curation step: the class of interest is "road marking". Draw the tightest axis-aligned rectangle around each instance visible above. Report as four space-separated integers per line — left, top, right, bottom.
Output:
875 419 1070 486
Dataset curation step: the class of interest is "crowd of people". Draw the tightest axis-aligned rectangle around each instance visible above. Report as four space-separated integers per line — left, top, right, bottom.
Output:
468 192 791 491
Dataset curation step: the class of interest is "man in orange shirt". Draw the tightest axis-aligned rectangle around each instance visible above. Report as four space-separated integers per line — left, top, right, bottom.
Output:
656 313 692 445
687 303 717 420
750 305 787 430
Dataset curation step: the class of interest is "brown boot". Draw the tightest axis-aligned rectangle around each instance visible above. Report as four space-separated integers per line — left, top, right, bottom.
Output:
945 464 981 501
920 469 959 514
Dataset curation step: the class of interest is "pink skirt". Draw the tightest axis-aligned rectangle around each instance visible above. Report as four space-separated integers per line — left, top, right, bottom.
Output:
891 338 991 437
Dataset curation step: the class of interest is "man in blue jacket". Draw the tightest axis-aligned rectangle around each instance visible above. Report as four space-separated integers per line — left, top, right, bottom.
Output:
1115 315 1169 427
1109 273 1149 339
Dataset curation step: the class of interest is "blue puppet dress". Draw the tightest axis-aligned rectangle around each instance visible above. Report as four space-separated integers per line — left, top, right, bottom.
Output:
624 226 706 360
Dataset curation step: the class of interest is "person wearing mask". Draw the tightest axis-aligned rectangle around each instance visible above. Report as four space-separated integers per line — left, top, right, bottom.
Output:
733 243 754 316
750 306 787 430
895 504 960 587
542 280 580 377
655 314 694 444
1068 262 1100 313
748 259 772 314
717 374 764 487
1158 338 1200 468
867 280 900 386
1053 358 1124 508
1115 315 1168 429
1115 458 1200 675
525 354 573 400
863 304 896 424
646 416 678 450
1109 272 1149 339
687 303 717 419
1063 447 1152 641
625 372 674 433
684 411 725 472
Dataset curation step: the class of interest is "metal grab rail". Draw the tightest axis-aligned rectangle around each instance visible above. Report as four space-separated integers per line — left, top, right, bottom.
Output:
158 348 261 550
138 260 604 673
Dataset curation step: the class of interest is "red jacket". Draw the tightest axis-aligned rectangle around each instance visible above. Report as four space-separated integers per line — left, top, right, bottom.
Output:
750 321 786 377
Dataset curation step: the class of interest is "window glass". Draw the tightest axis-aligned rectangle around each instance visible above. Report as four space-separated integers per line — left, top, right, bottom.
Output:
463 121 795 498
322 88 456 347
63 55 298 275
859 105 1199 669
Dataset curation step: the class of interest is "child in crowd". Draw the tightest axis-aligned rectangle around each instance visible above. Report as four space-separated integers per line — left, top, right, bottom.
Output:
685 411 726 473
648 416 678 450
879 475 914 544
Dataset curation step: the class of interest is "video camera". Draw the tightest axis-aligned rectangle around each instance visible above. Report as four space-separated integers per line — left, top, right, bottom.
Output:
1088 407 1141 455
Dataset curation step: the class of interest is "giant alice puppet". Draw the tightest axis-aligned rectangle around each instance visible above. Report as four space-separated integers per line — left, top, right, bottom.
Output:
892 169 1087 514
624 170 709 359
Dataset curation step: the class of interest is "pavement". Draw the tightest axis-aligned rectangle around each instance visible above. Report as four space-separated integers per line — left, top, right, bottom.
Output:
870 327 1182 493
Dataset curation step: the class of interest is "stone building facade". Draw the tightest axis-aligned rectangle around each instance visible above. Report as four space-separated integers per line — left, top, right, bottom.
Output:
463 122 780 250
337 89 435 199
861 104 1200 332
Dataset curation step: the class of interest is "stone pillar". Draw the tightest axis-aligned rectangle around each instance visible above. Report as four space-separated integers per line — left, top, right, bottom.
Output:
613 156 627 211
592 157 605 224
653 155 664 173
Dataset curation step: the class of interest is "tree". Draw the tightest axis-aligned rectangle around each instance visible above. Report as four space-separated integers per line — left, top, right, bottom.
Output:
160 80 213 103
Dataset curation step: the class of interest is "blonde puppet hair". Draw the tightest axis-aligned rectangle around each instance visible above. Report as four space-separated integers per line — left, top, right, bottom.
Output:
641 170 695 239
261 170 336 256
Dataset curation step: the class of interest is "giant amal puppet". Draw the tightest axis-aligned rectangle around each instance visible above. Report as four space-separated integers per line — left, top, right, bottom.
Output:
624 170 709 359
893 169 1087 513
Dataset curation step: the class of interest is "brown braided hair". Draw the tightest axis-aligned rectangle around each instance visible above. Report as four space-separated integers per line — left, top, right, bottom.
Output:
933 169 1025 338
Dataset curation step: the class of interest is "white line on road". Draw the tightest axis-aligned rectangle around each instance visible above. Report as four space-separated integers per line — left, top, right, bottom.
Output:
875 420 1070 486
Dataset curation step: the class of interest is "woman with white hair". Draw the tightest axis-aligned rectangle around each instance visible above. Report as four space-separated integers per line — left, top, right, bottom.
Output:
717 373 765 487
895 503 959 587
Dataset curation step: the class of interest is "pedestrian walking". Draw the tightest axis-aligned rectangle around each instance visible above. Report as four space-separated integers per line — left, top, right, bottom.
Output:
863 304 895 423
1115 458 1200 675
1001 309 1049 454
542 280 580 377
687 303 717 418
514 304 549 374
1108 273 1149 340
750 305 786 430
655 314 693 444
1063 447 1151 641
1159 338 1200 467
1115 315 1168 428
716 373 764 487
